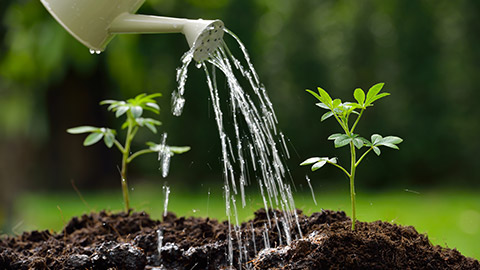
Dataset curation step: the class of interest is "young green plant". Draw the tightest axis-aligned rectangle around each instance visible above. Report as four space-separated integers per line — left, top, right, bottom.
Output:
300 83 402 230
67 93 190 212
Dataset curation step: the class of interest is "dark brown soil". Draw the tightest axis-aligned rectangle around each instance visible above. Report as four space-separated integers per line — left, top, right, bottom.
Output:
0 209 478 269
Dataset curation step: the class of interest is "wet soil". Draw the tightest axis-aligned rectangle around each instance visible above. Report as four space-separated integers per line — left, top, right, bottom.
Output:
1 209 478 269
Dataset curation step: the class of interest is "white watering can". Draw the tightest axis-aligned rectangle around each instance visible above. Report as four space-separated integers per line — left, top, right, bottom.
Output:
40 0 224 62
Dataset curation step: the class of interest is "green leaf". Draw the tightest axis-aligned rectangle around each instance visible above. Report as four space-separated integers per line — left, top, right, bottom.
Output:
328 133 343 140
146 142 156 147
83 132 104 146
321 111 334 122
139 93 162 104
131 106 143 118
334 134 352 148
373 146 381 156
146 118 162 126
368 92 390 105
109 101 126 111
135 118 161 131
147 93 162 99
147 142 164 152
115 106 129 118
332 99 342 108
147 143 190 155
306 89 323 103
312 160 327 171
317 87 333 107
371 135 403 149
366 83 384 104
379 142 400 150
316 103 330 110
343 102 362 110
300 157 322 166
169 146 191 154
107 103 117 111
381 136 403 145
103 132 115 148
146 102 160 110
371 134 382 145
145 122 157 134
67 126 99 134
328 157 338 164
359 137 370 145
354 88 365 106
131 93 146 104
353 138 364 149
99 99 117 105
144 102 160 114
134 118 145 127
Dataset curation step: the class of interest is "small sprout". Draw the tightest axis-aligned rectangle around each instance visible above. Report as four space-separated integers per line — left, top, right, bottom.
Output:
301 83 402 230
67 93 190 212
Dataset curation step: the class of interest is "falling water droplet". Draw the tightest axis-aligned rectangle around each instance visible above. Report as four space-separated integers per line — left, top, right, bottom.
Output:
306 175 317 206
163 183 170 217
158 133 173 178
171 47 195 117
206 188 211 216
171 92 186 117
157 228 163 257
263 223 270 249
89 49 102 55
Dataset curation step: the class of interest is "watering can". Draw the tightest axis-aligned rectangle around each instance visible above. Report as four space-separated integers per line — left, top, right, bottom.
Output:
40 0 224 62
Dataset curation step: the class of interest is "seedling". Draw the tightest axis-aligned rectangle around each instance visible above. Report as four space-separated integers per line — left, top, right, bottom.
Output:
67 93 190 212
301 83 402 230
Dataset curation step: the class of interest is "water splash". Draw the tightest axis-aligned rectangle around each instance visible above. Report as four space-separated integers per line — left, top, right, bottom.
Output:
162 183 170 217
306 175 318 206
171 48 194 116
157 133 173 178
172 28 300 266
250 221 257 254
263 223 270 249
157 228 163 257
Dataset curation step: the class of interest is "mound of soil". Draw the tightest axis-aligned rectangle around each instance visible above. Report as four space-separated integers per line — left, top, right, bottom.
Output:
0 209 478 269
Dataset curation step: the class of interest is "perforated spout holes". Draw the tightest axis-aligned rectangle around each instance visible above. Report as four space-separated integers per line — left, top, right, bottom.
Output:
192 21 224 62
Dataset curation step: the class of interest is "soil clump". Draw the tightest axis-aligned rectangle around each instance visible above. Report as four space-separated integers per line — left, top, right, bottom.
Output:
1 209 478 269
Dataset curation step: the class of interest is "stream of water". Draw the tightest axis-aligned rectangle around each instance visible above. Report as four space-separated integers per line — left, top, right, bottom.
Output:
169 28 299 267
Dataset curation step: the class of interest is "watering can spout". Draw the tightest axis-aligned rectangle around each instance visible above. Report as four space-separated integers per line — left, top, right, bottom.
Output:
110 14 224 61
40 0 224 62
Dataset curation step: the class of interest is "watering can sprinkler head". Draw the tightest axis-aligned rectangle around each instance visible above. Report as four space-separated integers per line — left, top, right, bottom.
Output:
40 0 224 62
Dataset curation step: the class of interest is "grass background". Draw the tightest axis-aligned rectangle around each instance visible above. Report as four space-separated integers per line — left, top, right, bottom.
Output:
9 182 480 260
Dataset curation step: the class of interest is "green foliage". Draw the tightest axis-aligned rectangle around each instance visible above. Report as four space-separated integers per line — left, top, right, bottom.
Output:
67 93 190 211
1 0 480 189
301 83 402 230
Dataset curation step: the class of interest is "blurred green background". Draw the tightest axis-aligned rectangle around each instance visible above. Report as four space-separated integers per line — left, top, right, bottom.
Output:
0 0 479 259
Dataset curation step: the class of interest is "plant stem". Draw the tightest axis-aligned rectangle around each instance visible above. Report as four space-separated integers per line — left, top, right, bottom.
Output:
328 161 351 178
120 118 135 212
113 139 125 153
356 147 373 167
128 149 155 164
349 141 357 230
332 111 350 134
350 108 364 134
